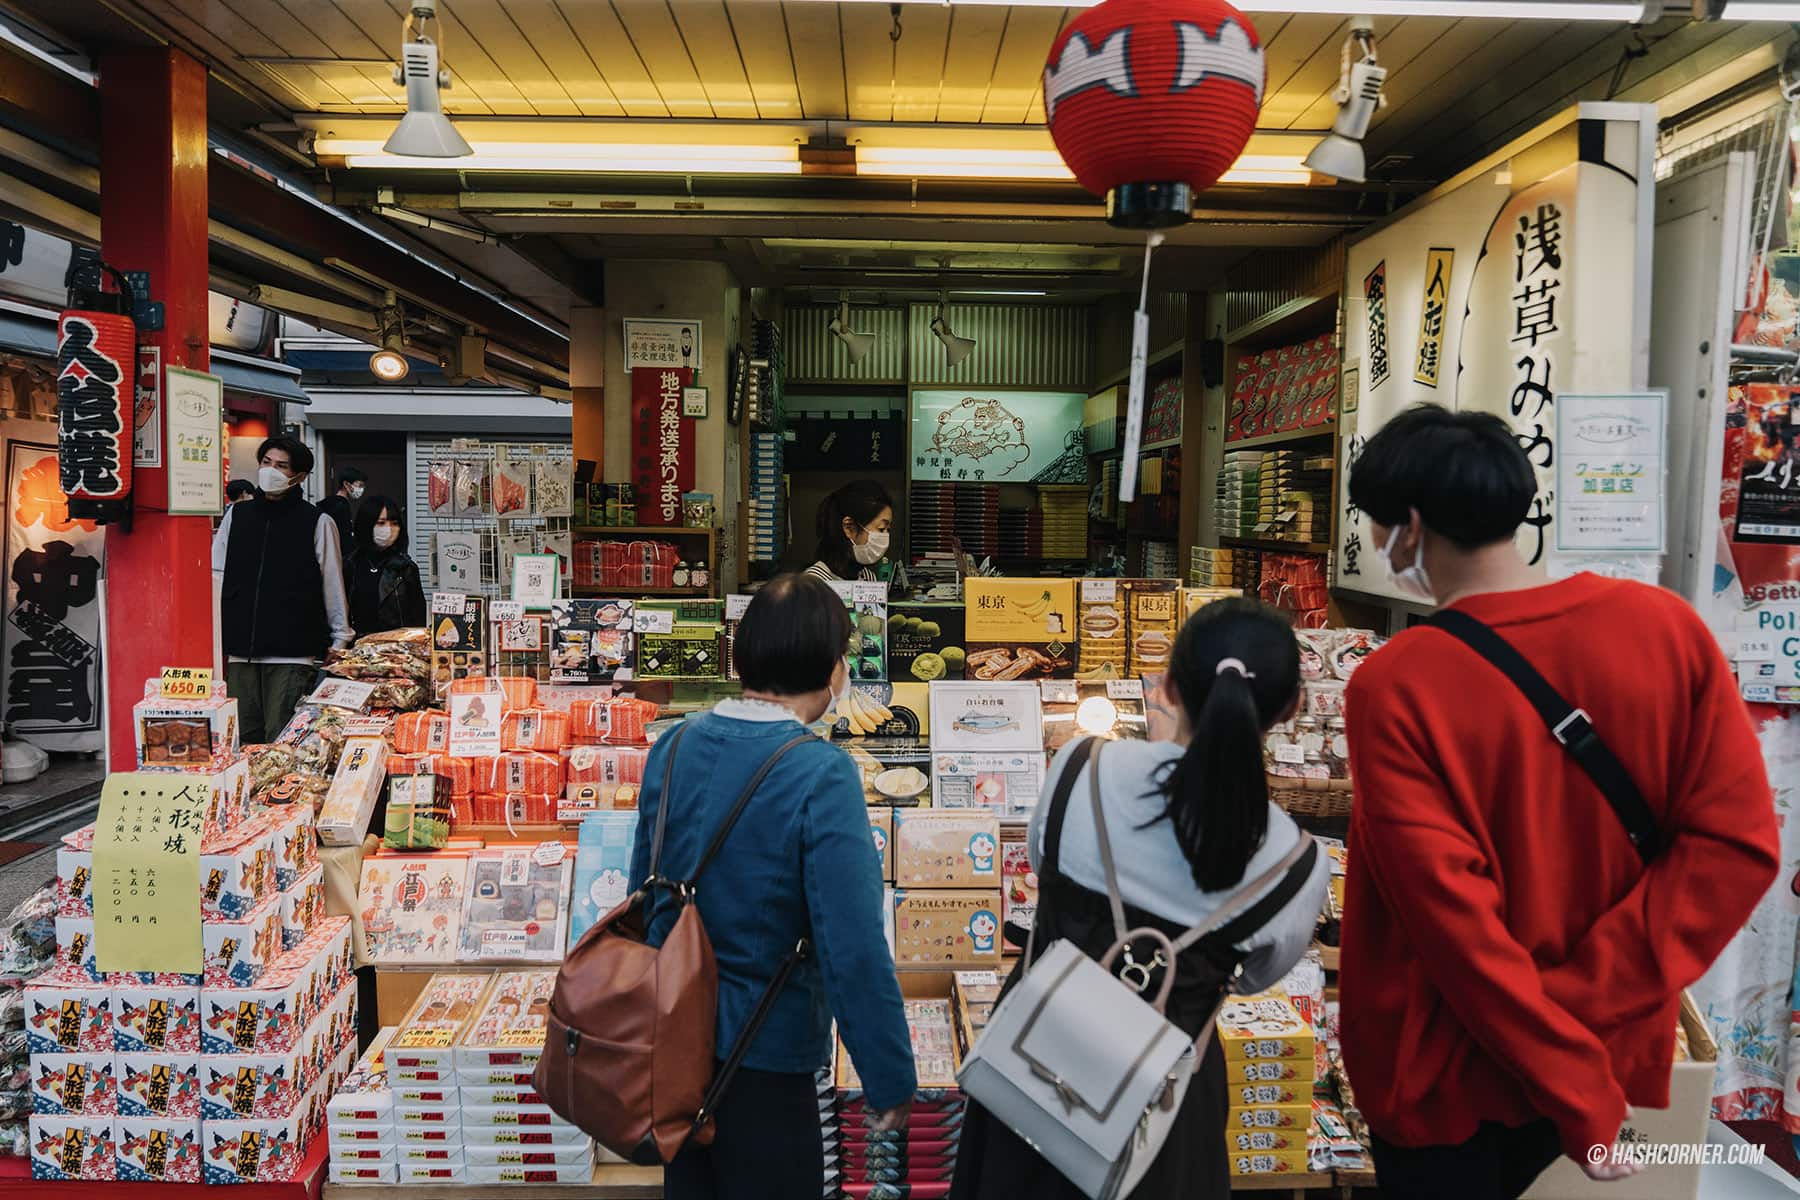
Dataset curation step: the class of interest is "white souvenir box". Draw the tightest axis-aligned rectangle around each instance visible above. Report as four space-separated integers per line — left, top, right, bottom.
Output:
467 1161 593 1184
459 1121 590 1148
199 810 278 922
200 914 352 1055
203 892 284 988
400 1163 467 1183
391 1077 459 1109
280 863 326 951
396 1143 464 1164
328 1161 399 1184
24 964 112 1054
28 1114 116 1181
465 1141 593 1166
29 1052 117 1116
200 1048 352 1185
328 1141 398 1162
113 980 200 1054
197 984 355 1121
460 1082 545 1107
317 736 389 846
116 1053 201 1119
116 1115 203 1183
268 803 317 891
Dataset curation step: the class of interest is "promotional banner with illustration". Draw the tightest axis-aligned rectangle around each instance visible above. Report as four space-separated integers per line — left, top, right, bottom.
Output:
1336 110 1652 598
909 390 1088 484
2 419 104 752
629 366 695 526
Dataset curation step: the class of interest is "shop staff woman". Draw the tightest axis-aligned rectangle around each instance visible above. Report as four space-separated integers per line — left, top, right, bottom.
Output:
806 480 894 583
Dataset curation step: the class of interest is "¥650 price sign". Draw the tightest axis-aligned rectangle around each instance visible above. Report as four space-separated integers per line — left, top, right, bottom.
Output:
158 666 212 701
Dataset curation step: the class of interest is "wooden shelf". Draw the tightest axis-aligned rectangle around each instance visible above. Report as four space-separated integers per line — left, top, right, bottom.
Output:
1225 284 1340 350
573 526 715 537
1223 425 1338 453
1229 1172 1337 1192
1140 435 1185 452
323 1164 660 1198
1221 535 1333 555
1091 340 1184 393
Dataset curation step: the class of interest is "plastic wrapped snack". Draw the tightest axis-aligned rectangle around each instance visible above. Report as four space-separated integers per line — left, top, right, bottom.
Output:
501 709 570 753
451 674 537 711
389 753 478 799
428 460 453 515
245 744 298 795
274 705 352 776
568 696 660 745
454 461 484 515
472 752 565 798
0 884 55 978
394 711 451 756
1330 630 1380 681
369 680 428 711
1295 630 1334 683
326 641 431 683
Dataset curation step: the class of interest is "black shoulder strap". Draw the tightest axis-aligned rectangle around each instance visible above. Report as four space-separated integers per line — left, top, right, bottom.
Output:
1202 839 1321 952
1039 736 1101 883
1427 609 1659 862
691 733 815 884
644 722 691 881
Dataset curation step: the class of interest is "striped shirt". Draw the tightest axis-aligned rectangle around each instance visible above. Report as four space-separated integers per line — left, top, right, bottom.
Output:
805 561 877 584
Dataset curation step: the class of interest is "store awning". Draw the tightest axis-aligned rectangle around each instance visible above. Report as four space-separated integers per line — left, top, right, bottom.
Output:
0 307 55 359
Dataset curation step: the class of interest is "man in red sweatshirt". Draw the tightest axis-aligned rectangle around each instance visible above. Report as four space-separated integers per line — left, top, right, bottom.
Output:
1339 404 1779 1198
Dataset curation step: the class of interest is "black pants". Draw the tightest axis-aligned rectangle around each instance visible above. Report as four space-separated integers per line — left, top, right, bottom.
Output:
664 1066 823 1200
1372 1119 1562 1200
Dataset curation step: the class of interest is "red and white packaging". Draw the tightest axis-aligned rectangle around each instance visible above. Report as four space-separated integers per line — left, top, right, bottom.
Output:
30 1053 117 1116
28 1115 116 1181
24 964 113 1054
117 1116 203 1183
116 1053 201 1119
113 980 200 1053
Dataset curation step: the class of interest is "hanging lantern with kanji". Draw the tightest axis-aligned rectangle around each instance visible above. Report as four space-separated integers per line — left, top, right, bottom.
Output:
1043 0 1266 228
56 308 135 524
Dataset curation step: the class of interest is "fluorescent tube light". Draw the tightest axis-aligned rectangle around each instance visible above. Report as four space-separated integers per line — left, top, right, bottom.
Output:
787 0 1648 16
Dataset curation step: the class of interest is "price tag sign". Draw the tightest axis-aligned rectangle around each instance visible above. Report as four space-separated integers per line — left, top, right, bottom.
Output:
432 591 468 616
490 600 527 622
726 594 753 621
1273 743 1305 766
636 610 674 634
158 667 212 701
1106 679 1145 700
344 717 392 738
1039 681 1078 704
305 678 377 711
1738 635 1777 664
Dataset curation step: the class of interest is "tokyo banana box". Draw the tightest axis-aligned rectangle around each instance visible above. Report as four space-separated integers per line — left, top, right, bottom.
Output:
24 964 112 1054
30 1053 117 1115
1228 1147 1311 1177
117 1116 203 1182
28 1115 116 1180
114 980 200 1053
1217 993 1315 1066
117 1053 202 1119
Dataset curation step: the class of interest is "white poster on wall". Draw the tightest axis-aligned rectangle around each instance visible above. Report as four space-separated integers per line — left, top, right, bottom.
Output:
909 390 1089 484
623 319 702 372
1336 104 1655 601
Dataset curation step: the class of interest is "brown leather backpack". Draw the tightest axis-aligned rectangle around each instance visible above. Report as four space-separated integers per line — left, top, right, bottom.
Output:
534 724 815 1165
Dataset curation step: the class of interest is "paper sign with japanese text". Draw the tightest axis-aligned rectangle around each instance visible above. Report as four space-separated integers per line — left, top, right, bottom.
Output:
158 667 212 701
305 678 376 711
448 680 504 758
92 772 207 973
1413 248 1453 388
630 366 695 526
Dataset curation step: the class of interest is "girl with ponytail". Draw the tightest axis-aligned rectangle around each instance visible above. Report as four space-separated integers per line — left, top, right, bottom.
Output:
951 597 1329 1200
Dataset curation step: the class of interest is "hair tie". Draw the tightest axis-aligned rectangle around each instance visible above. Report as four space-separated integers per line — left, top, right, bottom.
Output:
1215 657 1255 679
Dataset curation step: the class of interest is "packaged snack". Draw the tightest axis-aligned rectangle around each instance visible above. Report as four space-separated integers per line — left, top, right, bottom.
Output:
549 599 636 683
1227 1147 1310 1177
273 705 352 777
492 456 529 516
383 774 451 851
1000 833 1037 936
964 579 1077 646
1218 993 1315 1066
116 1055 200 1119
502 708 571 752
267 804 316 893
472 751 565 799
0 882 56 979
200 812 278 922
562 744 647 787
30 1054 116 1115
199 917 352 1056
394 711 451 755
568 814 638 947
1294 629 1333 682
459 1121 589 1148
1076 580 1128 679
894 811 1000 888
1126 581 1181 677
465 1142 593 1166
326 1027 394 1130
329 1161 398 1183
455 969 557 1070
203 895 284 988
280 864 326 951
1228 1101 1313 1130
427 460 452 515
457 847 574 963
28 1114 115 1180
200 1073 331 1184
891 890 1003 968
567 695 660 744
116 1115 202 1182
388 752 478 799
53 914 101 981
888 603 968 683
454 674 537 711
133 682 240 773
113 981 200 1054
453 460 485 516
467 1160 591 1184
358 854 467 966
56 839 93 917
317 736 389 846
388 974 493 1082
535 460 573 518
869 808 894 881
636 624 722 679
200 985 354 1121
1330 629 1380 680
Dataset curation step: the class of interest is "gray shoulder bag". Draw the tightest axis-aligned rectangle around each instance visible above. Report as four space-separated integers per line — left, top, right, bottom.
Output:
956 740 1316 1200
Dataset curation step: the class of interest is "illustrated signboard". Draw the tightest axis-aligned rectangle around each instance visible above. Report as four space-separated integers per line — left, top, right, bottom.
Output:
909 390 1088 484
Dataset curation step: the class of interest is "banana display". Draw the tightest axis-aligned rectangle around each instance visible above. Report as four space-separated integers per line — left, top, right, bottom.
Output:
832 687 894 735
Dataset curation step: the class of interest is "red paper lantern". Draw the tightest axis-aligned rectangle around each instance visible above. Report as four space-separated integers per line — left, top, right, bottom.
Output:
56 309 135 523
1044 0 1265 228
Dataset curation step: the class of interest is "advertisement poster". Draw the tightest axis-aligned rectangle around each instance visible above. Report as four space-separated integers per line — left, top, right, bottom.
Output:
448 681 503 758
928 682 1047 815
163 367 223 517
133 346 160 469
92 772 207 974
909 390 1087 484
1554 392 1666 553
549 599 635 683
2 422 103 752
623 318 702 372
630 366 695 526
1727 386 1800 544
435 531 481 591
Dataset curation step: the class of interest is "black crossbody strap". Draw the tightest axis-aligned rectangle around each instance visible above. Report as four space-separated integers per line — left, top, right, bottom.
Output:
644 722 691 880
1201 838 1321 953
1039 736 1101 883
693 937 810 1133
1427 609 1659 862
692 734 816 884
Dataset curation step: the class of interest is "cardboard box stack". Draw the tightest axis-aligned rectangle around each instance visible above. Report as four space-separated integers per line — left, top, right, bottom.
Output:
1217 450 1262 540
1221 991 1317 1179
29 678 349 1182
834 996 968 1200
327 1030 399 1183
748 429 784 565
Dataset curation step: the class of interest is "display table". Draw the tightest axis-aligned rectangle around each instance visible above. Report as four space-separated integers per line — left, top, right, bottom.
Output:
0 1138 329 1198
322 1164 660 1198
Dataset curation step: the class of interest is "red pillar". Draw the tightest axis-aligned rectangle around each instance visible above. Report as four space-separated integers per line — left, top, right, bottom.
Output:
99 49 213 771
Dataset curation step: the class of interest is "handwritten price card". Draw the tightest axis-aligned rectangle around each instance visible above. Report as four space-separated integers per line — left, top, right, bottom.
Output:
92 773 207 973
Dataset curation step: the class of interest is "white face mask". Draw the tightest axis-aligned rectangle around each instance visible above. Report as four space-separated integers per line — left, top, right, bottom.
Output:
258 465 294 496
1380 523 1435 603
853 529 890 565
831 660 852 710
372 524 399 549
349 483 366 501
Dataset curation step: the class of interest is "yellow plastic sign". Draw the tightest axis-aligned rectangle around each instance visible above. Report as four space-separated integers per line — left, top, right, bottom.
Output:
158 667 213 701
92 772 207 974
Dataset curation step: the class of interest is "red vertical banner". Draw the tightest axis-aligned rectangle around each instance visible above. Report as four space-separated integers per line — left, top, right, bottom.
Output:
630 366 694 526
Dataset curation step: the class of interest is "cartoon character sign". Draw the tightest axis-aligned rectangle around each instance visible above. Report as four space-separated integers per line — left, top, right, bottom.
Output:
966 832 997 875
968 909 999 955
1043 0 1264 227
870 826 889 859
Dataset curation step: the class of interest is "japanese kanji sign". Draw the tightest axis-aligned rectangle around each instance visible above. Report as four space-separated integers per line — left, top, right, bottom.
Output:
623 319 702 372
55 309 134 522
1413 248 1453 388
1555 392 1665 553
1363 261 1390 390
163 367 223 517
92 772 207 973
629 366 694 527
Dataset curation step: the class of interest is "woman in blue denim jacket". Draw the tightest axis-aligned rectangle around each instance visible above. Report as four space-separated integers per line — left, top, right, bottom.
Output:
630 573 916 1200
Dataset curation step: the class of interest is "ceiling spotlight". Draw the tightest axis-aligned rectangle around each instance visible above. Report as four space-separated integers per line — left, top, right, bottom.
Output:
930 297 976 370
370 295 411 382
828 300 878 365
1305 17 1387 184
382 0 472 159
370 344 411 382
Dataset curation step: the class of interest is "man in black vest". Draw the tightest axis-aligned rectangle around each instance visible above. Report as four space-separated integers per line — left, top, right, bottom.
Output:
318 464 364 557
211 435 353 743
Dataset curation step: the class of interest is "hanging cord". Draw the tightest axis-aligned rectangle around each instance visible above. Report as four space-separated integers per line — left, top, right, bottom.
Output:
1604 30 1650 101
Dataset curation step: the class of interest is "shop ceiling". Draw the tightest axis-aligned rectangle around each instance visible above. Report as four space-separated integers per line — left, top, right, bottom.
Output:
0 0 1790 377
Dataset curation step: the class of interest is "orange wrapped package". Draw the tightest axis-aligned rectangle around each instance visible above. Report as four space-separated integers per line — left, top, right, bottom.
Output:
449 674 538 711
564 744 648 786
471 751 566 797
393 711 450 755
468 794 560 825
568 696 661 745
388 752 478 798
501 708 571 752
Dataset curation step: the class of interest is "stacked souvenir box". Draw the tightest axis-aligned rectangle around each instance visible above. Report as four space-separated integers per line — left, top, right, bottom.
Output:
327 1029 399 1183
1141 541 1179 578
1190 547 1236 589
1221 991 1317 1178
891 811 1003 973
1258 450 1297 530
1227 334 1338 443
568 812 639 949
1216 451 1262 539
1038 486 1089 559
833 997 967 1199
748 429 785 564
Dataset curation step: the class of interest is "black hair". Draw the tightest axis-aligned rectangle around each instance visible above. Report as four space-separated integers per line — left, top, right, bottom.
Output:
225 479 260 503
813 480 893 579
256 434 314 477
354 494 407 556
1153 597 1300 893
1348 403 1536 549
736 573 853 696
337 464 367 487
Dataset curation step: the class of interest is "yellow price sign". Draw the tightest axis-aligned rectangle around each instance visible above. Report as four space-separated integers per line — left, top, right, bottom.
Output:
158 667 213 701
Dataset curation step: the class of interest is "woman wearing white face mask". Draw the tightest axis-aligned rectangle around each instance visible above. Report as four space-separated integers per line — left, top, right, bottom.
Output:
346 495 426 638
805 480 895 584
